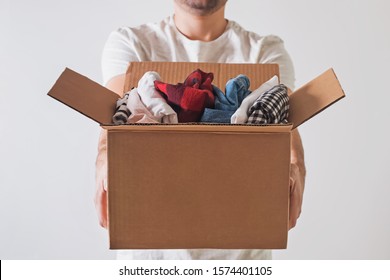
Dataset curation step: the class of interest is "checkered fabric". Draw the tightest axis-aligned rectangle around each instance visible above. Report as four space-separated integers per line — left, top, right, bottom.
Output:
112 92 131 125
247 84 289 124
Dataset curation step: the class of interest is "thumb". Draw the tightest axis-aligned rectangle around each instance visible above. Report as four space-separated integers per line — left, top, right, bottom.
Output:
103 178 108 191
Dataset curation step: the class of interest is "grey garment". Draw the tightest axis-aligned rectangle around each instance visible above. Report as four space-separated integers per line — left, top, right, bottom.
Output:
200 108 235 123
247 84 289 124
112 92 131 124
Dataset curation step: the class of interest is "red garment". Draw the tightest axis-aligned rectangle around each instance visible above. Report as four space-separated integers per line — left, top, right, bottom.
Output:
154 69 215 122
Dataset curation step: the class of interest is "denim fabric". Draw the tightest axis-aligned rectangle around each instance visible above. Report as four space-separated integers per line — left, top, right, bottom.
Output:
231 75 279 124
213 75 251 111
200 108 234 123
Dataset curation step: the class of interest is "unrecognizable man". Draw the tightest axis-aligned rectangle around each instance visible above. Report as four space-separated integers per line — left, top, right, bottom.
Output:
96 0 306 260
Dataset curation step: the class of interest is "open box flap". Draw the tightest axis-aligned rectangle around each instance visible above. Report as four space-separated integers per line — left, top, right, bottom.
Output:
288 68 345 129
47 64 345 128
47 68 120 125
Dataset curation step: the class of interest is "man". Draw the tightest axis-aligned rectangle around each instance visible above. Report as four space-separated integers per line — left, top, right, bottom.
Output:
96 0 306 259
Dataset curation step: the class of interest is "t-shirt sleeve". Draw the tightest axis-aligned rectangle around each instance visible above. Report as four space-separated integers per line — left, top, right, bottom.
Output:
259 35 296 91
101 27 142 86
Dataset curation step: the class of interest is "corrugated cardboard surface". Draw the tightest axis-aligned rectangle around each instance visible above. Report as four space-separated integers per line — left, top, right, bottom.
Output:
124 62 280 92
107 125 291 249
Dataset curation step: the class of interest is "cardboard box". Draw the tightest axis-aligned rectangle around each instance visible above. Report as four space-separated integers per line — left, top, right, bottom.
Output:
48 62 345 249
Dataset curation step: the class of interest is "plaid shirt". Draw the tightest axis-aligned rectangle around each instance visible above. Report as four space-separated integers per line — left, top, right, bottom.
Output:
112 92 131 125
247 84 289 124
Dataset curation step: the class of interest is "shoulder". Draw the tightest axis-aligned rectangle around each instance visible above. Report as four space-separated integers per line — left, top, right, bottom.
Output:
228 20 285 47
228 22 295 89
108 17 171 42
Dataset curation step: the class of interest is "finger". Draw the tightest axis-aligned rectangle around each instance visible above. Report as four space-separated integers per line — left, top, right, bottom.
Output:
289 177 295 194
95 185 108 229
100 188 108 229
289 195 298 229
289 183 301 230
103 178 108 192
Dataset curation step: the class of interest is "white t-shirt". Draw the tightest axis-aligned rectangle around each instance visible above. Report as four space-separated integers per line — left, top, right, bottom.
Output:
102 15 295 89
102 15 295 260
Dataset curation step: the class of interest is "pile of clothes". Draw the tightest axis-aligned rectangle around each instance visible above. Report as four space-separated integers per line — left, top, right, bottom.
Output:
112 69 289 125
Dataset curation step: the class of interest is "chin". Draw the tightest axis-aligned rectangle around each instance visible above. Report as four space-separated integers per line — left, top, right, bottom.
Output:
177 0 227 16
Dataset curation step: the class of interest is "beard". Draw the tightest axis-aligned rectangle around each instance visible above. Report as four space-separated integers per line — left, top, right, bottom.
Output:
175 0 227 16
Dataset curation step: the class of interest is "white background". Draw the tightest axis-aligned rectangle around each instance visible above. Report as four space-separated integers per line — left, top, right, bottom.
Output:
1 0 389 259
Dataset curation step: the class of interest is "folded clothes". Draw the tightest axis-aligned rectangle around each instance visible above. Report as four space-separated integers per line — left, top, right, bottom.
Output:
231 75 279 124
126 88 159 124
137 71 178 124
112 92 131 125
247 84 289 124
154 69 215 123
200 108 234 123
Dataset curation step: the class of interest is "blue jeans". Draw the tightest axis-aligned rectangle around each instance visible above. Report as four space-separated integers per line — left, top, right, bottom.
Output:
200 108 234 123
200 75 251 123
214 74 251 111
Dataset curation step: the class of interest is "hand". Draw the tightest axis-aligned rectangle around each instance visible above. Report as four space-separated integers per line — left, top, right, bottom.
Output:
289 162 305 230
94 173 108 229
95 129 109 229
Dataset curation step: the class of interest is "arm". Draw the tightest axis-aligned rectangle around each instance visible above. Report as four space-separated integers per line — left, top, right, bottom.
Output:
94 74 126 228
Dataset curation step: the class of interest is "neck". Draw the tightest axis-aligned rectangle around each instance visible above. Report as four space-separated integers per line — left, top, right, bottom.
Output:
173 5 227 42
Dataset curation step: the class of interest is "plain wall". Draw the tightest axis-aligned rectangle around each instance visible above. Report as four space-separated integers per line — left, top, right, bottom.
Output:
1 0 389 259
